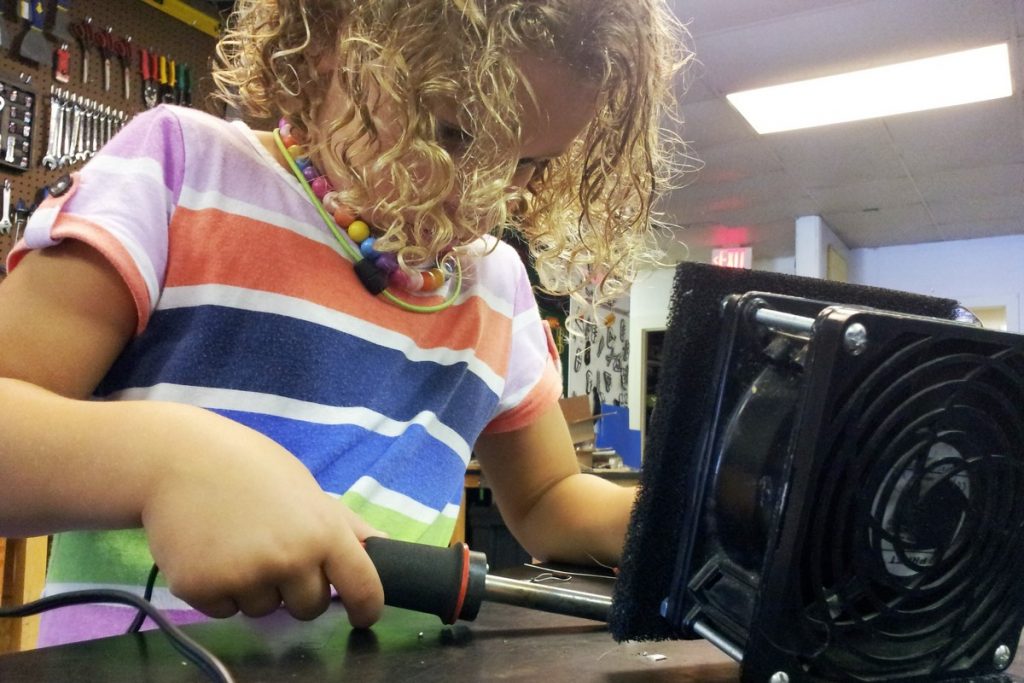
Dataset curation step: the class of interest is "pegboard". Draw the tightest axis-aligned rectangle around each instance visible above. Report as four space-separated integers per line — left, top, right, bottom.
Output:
0 0 223 269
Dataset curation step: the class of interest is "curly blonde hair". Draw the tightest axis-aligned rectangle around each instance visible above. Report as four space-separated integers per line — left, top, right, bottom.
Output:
214 0 692 303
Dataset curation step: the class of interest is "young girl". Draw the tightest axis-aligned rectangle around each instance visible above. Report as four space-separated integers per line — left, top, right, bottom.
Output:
0 0 688 646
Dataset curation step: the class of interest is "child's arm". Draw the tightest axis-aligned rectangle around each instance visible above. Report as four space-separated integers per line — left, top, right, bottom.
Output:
0 240 384 626
473 404 635 567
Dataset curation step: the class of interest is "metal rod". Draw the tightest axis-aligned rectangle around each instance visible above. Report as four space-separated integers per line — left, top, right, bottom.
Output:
692 620 744 663
483 574 612 622
754 307 815 337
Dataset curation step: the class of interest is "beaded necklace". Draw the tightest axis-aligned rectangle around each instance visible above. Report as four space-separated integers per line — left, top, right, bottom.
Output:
272 123 461 313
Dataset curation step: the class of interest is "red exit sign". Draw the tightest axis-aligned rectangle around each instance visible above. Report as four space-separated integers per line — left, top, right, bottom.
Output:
711 246 752 269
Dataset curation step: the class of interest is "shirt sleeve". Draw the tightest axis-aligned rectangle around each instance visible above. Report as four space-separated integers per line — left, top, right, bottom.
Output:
482 252 563 434
6 105 186 334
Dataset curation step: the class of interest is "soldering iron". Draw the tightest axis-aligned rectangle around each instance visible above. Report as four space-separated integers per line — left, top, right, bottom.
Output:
363 536 612 624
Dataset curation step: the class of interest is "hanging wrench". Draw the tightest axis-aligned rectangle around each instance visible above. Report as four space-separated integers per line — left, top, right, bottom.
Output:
58 95 78 168
0 180 12 236
75 99 92 163
41 86 64 169
91 105 101 155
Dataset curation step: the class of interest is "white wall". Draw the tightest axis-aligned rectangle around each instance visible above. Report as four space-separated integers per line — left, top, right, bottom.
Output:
754 255 795 274
796 215 851 279
626 267 677 431
849 235 1024 332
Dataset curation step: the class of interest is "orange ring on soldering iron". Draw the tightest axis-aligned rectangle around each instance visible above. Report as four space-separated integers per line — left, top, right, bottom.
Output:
448 543 471 624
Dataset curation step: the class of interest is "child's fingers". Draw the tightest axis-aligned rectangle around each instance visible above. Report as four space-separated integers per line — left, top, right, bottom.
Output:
323 531 384 629
235 586 284 618
337 500 388 541
278 571 332 621
184 593 240 619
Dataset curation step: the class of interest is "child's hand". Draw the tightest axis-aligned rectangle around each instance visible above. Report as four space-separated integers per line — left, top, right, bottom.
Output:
138 409 385 628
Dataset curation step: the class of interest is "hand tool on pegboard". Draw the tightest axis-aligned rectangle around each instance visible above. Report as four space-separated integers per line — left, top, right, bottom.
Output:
0 5 7 49
41 85 62 169
158 54 169 103
113 34 133 101
53 42 71 84
0 181 12 237
140 47 158 109
166 57 177 104
94 26 116 92
70 17 94 85
15 0 52 65
12 199 28 244
182 63 192 107
49 0 75 45
175 61 186 105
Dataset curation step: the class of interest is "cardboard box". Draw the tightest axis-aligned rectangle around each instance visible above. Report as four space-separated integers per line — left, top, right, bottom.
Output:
558 395 605 446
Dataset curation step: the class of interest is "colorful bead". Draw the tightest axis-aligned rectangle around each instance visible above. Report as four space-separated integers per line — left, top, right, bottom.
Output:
390 267 423 292
311 176 333 199
440 257 456 277
334 207 357 228
421 267 445 291
302 165 318 181
360 236 380 259
375 252 398 273
347 219 370 243
286 144 305 160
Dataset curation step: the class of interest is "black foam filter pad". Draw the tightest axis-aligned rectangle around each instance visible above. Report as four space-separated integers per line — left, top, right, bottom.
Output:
609 261 963 641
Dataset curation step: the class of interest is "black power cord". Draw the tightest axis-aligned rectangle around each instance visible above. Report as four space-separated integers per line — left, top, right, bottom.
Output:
0 588 234 683
126 563 161 633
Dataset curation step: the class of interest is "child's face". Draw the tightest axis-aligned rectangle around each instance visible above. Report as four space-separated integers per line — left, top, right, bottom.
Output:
316 53 598 237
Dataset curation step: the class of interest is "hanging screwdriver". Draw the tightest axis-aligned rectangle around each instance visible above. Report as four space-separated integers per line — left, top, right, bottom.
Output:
363 537 611 624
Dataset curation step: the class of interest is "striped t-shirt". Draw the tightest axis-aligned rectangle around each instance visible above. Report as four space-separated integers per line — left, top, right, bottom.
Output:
8 105 561 644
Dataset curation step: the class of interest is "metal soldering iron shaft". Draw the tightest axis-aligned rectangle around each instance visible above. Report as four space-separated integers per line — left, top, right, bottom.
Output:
483 574 611 622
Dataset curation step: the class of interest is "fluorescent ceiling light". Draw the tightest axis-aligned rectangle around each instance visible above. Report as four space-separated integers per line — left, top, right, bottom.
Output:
727 43 1013 134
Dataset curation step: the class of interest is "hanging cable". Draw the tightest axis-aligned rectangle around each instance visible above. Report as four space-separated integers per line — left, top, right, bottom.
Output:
0 589 234 683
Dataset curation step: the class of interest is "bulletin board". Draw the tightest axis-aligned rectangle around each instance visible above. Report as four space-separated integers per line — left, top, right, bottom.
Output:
0 0 223 269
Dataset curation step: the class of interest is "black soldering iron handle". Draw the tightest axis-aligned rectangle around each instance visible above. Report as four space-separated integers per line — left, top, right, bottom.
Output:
363 537 488 624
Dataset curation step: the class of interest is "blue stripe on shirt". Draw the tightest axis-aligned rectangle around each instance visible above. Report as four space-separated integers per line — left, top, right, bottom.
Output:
215 409 467 508
96 305 501 440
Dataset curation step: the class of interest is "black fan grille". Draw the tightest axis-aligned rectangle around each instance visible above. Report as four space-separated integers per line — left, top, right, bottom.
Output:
798 334 1024 678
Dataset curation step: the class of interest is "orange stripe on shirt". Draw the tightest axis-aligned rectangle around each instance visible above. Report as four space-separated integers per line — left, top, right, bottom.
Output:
482 359 562 434
49 217 152 334
165 207 513 374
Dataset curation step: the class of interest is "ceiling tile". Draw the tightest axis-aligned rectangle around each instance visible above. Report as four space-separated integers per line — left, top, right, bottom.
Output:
679 98 757 147
808 177 920 213
914 164 1024 203
765 120 908 187
687 139 785 184
686 0 1018 92
667 0 857 38
929 195 1024 225
663 170 812 222
938 218 1024 241
824 203 935 247
885 99 1024 174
